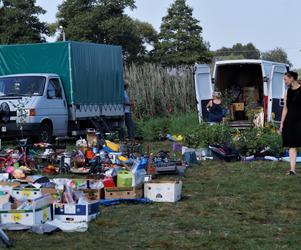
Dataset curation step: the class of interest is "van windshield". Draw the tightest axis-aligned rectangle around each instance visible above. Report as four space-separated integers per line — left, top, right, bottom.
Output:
0 76 46 97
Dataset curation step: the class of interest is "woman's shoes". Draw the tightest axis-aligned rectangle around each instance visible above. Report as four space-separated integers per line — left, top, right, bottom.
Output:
286 170 296 176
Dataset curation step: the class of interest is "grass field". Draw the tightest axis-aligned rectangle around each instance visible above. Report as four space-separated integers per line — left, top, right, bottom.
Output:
4 151 301 250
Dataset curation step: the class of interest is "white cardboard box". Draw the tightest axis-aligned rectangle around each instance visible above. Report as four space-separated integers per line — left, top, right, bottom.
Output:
144 180 182 202
0 195 52 226
53 201 100 223
12 188 43 200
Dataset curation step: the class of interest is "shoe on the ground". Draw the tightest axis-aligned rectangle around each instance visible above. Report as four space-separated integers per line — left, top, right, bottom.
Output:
286 170 296 176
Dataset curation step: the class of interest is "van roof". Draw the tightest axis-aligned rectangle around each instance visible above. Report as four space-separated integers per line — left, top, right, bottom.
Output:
215 59 289 67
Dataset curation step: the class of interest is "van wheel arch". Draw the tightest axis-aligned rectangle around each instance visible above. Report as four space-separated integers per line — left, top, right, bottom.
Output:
39 120 53 143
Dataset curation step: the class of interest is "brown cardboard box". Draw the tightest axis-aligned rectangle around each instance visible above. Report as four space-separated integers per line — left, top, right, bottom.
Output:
41 188 60 202
104 186 143 199
243 87 259 102
232 103 245 111
0 182 20 188
86 128 97 147
83 188 104 200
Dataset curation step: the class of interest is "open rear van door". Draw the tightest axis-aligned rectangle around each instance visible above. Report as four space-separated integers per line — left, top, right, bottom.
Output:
194 64 213 122
268 65 286 122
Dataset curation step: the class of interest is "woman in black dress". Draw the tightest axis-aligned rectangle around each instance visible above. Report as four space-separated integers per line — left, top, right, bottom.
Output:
206 91 224 123
280 71 301 175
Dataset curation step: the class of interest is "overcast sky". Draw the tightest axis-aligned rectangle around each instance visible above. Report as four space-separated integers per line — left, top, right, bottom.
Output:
36 0 301 68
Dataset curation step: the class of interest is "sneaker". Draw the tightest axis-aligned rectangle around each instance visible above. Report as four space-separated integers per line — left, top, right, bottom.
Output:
286 170 296 176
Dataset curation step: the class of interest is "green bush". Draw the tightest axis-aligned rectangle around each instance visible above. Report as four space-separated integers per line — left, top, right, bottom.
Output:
232 127 282 156
184 122 232 148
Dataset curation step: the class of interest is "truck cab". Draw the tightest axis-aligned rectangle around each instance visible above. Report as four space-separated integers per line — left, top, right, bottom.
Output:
0 73 68 142
194 59 289 126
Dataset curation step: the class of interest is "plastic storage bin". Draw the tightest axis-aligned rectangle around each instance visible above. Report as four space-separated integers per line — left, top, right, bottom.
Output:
117 170 133 187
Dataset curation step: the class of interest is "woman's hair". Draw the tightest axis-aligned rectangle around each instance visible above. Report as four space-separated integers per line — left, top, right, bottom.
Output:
285 71 298 80
213 91 221 98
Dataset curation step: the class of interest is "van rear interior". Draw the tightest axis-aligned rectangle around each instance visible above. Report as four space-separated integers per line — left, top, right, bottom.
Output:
215 63 264 121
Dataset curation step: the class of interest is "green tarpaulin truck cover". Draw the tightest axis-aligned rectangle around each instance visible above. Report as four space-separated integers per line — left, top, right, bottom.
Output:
0 41 123 106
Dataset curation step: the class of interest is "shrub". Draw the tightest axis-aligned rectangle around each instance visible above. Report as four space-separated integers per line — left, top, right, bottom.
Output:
184 122 232 148
232 127 282 156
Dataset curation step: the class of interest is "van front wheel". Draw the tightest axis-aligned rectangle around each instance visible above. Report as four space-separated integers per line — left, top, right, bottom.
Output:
39 123 53 143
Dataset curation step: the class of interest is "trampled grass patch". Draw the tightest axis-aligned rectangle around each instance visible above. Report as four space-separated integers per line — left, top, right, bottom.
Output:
4 160 301 249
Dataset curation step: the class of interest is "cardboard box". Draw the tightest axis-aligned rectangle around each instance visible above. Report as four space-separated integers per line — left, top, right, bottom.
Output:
144 181 182 202
243 86 259 102
104 186 143 199
83 188 104 200
0 195 52 226
53 201 100 223
0 194 10 207
86 128 97 147
12 188 43 200
42 188 60 202
0 182 21 188
232 102 244 111
43 187 103 202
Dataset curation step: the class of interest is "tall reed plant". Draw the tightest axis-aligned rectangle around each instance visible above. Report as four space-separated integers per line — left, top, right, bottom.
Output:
124 63 196 119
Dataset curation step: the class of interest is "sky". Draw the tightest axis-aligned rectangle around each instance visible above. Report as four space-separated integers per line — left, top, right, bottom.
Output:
36 0 301 68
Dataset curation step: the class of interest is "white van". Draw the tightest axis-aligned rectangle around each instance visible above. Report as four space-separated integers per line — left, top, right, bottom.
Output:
194 59 289 125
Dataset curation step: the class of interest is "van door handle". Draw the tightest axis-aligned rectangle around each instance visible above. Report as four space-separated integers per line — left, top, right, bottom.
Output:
279 98 284 107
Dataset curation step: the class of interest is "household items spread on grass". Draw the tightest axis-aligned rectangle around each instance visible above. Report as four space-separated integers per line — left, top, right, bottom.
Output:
0 130 185 242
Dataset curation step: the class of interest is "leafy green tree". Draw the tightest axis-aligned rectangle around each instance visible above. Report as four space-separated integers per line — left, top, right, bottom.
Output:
56 0 157 62
261 47 292 66
0 0 49 44
215 43 261 59
152 0 212 66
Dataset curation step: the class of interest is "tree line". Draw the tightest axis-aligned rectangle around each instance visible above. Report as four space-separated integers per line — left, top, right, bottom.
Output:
0 0 292 66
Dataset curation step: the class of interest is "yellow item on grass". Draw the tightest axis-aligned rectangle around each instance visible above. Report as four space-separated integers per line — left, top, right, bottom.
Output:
105 140 120 152
172 134 183 142
118 155 128 162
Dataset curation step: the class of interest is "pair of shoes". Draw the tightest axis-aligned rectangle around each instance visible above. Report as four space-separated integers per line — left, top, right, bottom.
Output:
286 170 296 176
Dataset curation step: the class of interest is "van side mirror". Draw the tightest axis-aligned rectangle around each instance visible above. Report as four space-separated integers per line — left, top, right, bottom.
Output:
47 89 56 99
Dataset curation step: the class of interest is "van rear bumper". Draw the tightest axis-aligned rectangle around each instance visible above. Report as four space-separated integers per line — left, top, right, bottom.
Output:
0 122 40 138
